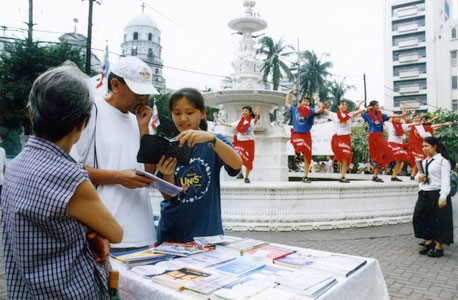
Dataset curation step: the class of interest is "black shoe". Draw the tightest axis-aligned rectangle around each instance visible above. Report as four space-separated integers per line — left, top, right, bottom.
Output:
419 242 435 255
339 177 350 183
236 173 244 179
391 177 402 182
372 176 383 182
302 177 311 183
244 178 250 184
427 248 444 257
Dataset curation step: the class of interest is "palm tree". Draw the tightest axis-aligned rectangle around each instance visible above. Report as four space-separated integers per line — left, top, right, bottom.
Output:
327 78 355 111
297 50 333 105
257 36 294 90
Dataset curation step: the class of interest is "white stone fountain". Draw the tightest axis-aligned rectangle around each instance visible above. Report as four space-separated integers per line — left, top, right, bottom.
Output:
149 0 431 232
204 0 290 182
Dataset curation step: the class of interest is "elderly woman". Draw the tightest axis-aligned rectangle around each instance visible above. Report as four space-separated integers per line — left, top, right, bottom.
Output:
413 137 454 258
1 64 123 299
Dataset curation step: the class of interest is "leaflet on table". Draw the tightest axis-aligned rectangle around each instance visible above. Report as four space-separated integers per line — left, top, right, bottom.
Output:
211 275 275 300
193 235 241 246
135 169 182 197
244 245 296 264
151 267 212 291
184 273 239 295
304 254 367 278
130 259 189 277
273 249 330 269
276 277 337 299
274 268 336 298
216 238 269 256
174 251 235 268
110 246 174 267
153 241 212 257
248 287 301 300
213 257 265 276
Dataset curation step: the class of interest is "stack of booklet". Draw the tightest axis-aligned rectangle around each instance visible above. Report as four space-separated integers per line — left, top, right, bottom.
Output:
111 247 174 267
193 235 240 247
216 238 270 256
153 241 212 257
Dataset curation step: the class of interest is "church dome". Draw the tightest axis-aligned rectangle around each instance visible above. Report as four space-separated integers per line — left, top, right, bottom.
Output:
126 13 158 29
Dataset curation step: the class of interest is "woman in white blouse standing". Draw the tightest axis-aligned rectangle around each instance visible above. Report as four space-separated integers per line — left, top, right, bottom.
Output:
413 137 455 257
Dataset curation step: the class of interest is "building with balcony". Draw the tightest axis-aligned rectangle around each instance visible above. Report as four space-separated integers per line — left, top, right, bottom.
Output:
384 0 458 112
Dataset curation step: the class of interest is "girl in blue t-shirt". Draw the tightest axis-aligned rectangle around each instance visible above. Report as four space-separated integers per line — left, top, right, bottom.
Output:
156 88 242 244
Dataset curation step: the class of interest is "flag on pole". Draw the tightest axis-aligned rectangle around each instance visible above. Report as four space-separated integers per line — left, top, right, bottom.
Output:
96 44 110 89
148 101 160 134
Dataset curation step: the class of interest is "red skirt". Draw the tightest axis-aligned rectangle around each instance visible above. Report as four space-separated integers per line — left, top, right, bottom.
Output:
291 131 312 163
388 142 411 163
331 134 352 163
233 136 255 170
407 143 426 167
368 132 395 169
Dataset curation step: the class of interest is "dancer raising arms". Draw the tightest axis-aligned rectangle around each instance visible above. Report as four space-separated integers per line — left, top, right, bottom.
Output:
219 106 260 183
285 88 328 183
324 100 365 182
361 100 406 182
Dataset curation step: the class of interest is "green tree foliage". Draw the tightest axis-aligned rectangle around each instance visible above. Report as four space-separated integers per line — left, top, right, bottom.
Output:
297 50 333 105
429 108 458 162
327 79 355 112
0 39 86 154
257 36 294 90
351 123 369 165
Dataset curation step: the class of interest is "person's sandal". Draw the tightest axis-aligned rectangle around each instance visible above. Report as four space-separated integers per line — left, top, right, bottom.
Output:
244 178 250 184
391 177 402 182
339 177 350 183
419 242 435 255
372 176 383 182
302 177 311 183
427 248 443 257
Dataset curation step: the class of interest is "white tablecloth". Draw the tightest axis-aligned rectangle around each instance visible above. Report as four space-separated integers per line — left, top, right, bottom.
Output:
111 247 389 300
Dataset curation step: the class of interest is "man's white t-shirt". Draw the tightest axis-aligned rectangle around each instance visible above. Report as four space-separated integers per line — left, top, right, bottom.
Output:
70 98 156 248
0 147 6 185
328 111 354 136
230 119 255 141
385 122 410 144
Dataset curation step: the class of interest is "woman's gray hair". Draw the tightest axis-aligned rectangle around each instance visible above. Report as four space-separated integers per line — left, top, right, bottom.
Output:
28 64 93 141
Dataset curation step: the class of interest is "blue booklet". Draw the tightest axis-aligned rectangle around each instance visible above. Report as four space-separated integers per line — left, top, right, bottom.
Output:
214 258 264 276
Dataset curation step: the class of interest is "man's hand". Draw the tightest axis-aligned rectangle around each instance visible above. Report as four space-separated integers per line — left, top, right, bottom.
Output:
136 105 153 133
116 168 156 189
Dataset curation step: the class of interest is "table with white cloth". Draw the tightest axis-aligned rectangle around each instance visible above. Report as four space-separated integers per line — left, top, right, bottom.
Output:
110 242 389 300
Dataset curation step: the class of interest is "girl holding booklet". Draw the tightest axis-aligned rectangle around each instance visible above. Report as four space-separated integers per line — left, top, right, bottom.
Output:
219 106 261 184
413 137 454 257
156 88 242 244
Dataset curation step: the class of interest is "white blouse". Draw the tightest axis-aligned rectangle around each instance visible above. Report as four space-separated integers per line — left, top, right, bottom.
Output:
415 153 451 199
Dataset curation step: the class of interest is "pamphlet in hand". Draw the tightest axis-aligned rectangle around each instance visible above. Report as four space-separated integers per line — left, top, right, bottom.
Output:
135 169 182 197
415 159 425 175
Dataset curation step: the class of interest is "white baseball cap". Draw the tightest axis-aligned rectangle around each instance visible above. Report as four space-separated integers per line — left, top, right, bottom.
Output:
110 56 159 95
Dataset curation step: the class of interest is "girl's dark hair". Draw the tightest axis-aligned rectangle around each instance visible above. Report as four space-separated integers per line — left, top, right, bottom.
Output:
338 100 347 106
423 137 456 168
169 88 208 131
242 106 255 118
368 100 378 107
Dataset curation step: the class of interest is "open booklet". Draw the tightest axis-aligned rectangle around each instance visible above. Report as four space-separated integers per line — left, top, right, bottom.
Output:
135 169 182 197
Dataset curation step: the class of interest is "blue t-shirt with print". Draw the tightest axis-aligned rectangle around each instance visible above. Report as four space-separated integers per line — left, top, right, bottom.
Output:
362 111 389 133
157 134 239 244
290 106 316 133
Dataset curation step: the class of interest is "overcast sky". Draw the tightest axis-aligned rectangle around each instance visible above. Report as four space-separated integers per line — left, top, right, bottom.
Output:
1 0 456 106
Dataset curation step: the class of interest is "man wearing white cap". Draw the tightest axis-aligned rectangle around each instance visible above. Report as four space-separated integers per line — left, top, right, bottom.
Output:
71 56 159 251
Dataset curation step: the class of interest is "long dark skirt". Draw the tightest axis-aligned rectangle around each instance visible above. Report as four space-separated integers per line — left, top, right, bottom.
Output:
413 190 454 245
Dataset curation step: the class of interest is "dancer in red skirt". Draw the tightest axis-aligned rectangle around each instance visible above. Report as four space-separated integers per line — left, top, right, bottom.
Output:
219 106 260 183
361 100 406 182
285 89 328 183
385 116 419 181
324 100 365 182
406 114 453 179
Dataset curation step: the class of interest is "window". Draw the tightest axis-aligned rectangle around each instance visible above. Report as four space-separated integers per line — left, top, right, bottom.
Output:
148 48 153 58
453 76 457 89
131 46 137 56
148 33 152 41
155 68 159 74
124 34 126 42
133 32 138 40
453 99 458 110
452 51 457 59
453 28 457 39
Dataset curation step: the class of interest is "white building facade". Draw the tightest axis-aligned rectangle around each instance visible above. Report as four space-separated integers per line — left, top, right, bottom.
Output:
384 0 458 113
121 13 166 92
